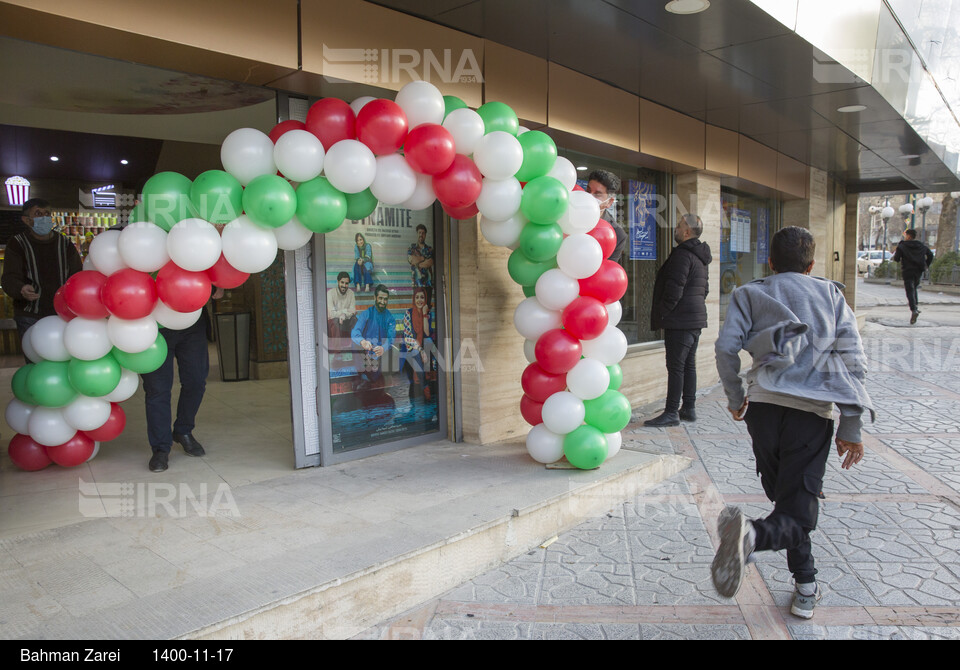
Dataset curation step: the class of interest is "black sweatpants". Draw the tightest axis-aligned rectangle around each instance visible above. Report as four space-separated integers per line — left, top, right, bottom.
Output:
744 402 834 584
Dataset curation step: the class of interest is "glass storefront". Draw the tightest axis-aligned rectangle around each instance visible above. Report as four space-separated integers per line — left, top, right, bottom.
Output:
719 188 780 322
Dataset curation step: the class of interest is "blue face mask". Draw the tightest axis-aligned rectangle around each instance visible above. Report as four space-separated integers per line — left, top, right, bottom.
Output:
31 216 54 235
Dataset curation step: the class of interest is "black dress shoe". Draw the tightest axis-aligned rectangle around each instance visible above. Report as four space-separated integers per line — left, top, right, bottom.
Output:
644 411 680 427
679 406 697 422
149 451 169 472
173 433 206 457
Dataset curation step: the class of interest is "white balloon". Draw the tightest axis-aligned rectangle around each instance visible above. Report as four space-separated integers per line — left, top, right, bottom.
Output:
107 315 159 354
30 316 70 362
370 154 418 205
548 156 578 191
559 190 602 235
21 326 40 362
64 317 112 361
152 301 202 331
523 338 537 364
221 128 276 186
323 139 377 194
395 80 445 128
5 398 34 435
350 95 377 116
166 218 222 272
526 424 565 464
83 256 96 271
581 326 628 366
535 268 581 311
63 395 112 432
517 126 530 135
105 368 140 403
476 178 522 221
566 358 611 401
605 432 622 460
221 215 280 274
480 211 527 248
399 173 437 211
606 300 623 328
541 391 585 435
274 129 325 182
86 442 101 463
118 221 170 273
557 234 603 279
87 230 127 276
512 297 562 341
473 131 523 180
273 216 314 251
28 407 76 447
442 107 485 155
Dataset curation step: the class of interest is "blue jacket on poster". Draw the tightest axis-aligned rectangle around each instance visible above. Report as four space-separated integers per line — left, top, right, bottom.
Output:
351 304 396 350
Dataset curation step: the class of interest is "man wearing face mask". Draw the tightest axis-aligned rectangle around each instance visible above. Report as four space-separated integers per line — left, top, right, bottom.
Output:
2 199 82 346
587 170 627 263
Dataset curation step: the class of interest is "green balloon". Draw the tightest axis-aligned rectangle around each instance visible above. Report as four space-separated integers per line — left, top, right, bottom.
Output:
520 176 569 224
296 177 348 233
68 354 122 398
190 170 243 224
515 131 558 182
443 95 468 119
26 360 77 408
584 390 632 433
344 188 379 221
142 171 197 231
507 248 557 286
242 174 298 229
12 365 37 404
477 101 519 136
518 222 563 262
522 284 537 298
563 425 609 470
112 335 168 374
607 364 623 390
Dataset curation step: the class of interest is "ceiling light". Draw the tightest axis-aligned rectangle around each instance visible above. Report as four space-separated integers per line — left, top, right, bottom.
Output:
576 166 589 171
120 159 129 165
837 104 867 113
49 156 59 161
665 0 710 14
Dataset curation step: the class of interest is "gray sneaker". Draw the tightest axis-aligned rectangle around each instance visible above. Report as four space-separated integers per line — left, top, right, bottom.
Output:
791 583 823 619
711 506 754 598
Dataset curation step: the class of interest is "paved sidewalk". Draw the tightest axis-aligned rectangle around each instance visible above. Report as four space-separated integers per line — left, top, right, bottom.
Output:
361 300 960 640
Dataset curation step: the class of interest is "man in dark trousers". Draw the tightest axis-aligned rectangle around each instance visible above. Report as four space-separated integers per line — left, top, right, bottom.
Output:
1 199 82 345
645 213 712 426
892 228 933 324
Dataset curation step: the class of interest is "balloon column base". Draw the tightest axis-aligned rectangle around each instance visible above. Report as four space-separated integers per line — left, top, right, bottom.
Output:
545 460 598 471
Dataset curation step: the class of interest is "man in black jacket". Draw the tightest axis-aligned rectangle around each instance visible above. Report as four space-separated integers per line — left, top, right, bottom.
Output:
892 228 933 324
645 214 712 427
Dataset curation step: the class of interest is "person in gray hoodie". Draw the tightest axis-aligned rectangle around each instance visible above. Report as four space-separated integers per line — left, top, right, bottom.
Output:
711 226 873 620
892 228 933 324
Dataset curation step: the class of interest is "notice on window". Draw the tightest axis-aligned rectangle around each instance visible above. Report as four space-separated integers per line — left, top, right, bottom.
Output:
731 208 751 253
756 208 769 266
628 180 657 261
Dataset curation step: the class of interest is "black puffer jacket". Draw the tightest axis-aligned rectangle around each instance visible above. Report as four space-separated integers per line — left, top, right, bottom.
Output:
893 239 933 277
650 238 712 330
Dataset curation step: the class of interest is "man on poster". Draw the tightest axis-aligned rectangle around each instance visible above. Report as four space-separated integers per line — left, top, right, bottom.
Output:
351 284 396 390
327 271 357 349
407 224 434 305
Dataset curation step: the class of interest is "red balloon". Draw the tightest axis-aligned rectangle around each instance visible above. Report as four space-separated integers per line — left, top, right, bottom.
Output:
579 260 629 304
206 253 250 289
404 123 456 175
156 262 212 313
305 98 356 150
588 219 617 259
81 403 126 443
521 362 568 402
520 394 544 426
432 154 482 208
102 268 158 320
356 99 409 156
268 119 307 144
8 433 53 471
573 184 585 191
46 432 96 467
441 201 479 220
63 270 109 319
534 329 583 374
562 297 609 341
53 286 77 322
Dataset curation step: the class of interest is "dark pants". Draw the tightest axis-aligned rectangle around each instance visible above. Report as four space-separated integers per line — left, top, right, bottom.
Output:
744 402 834 584
903 273 920 312
142 321 209 453
663 328 700 413
14 315 39 365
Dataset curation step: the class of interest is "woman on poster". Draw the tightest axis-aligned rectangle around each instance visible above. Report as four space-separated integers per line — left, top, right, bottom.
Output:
353 232 374 292
402 287 435 401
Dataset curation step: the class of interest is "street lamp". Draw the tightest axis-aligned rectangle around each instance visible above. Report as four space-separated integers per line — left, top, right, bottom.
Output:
881 204 894 255
916 195 934 246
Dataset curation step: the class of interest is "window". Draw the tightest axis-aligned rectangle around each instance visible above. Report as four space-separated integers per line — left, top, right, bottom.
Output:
719 188 781 322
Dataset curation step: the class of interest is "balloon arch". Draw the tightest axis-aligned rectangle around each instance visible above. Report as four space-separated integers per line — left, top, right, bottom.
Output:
6 81 630 472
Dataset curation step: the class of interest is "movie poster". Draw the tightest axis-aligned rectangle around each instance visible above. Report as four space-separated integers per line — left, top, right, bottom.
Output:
323 205 440 453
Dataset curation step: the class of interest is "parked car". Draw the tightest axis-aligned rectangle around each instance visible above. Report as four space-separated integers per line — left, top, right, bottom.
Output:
857 250 893 275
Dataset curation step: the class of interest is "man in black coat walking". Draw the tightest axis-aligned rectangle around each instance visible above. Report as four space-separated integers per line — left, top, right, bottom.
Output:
892 228 933 324
645 214 712 427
